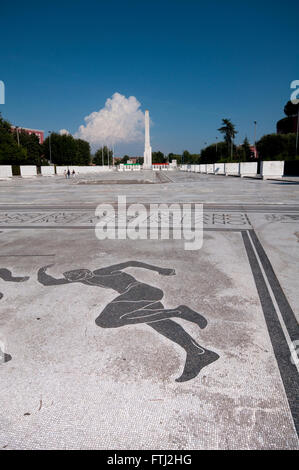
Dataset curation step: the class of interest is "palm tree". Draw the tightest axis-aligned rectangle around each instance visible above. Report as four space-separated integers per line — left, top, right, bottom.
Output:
218 118 238 159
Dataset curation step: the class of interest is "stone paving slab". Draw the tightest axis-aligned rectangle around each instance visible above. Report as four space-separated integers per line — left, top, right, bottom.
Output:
1 171 299 205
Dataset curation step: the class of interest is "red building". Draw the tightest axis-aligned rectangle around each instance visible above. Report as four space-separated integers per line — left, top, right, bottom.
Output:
11 126 44 144
249 145 259 159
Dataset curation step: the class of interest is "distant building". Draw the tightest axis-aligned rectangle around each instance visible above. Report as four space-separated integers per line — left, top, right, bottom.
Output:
236 144 258 159
250 145 258 159
113 156 143 164
11 126 44 144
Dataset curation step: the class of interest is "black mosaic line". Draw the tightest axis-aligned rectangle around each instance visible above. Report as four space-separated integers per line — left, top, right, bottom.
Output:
242 230 299 436
249 230 299 345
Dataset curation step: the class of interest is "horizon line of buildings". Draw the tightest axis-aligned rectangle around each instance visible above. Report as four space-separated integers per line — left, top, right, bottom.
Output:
11 126 44 144
9 126 259 159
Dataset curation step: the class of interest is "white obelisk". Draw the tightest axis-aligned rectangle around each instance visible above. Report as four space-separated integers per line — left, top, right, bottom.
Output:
143 110 152 169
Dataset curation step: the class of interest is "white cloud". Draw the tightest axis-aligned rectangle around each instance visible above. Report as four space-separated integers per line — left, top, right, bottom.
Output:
59 129 70 135
74 92 144 148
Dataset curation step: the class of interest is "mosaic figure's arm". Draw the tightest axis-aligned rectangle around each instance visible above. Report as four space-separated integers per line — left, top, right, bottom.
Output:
93 261 175 276
38 266 69 286
0 268 29 282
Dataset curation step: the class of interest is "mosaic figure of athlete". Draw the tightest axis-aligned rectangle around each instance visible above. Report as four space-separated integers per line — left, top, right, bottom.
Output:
38 261 219 382
0 269 29 364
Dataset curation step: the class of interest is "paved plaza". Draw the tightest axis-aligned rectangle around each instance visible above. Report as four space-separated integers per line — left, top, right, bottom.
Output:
0 170 298 449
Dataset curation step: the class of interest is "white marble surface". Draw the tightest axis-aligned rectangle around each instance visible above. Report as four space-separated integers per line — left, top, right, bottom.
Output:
214 163 225 175
41 166 55 176
20 165 37 177
261 161 284 179
225 163 240 175
240 162 258 177
0 165 12 178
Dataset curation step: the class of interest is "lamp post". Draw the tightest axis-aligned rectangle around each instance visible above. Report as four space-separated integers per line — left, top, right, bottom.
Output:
254 121 257 158
48 131 52 164
216 137 218 157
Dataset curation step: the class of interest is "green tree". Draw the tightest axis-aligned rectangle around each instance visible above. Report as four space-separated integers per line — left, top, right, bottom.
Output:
16 130 44 165
0 114 27 165
218 118 238 158
43 133 77 165
43 133 90 166
75 139 91 165
201 144 217 164
152 151 165 163
182 150 191 163
93 146 113 165
277 100 299 134
256 133 297 160
238 137 252 162
171 154 184 165
201 141 232 163
120 155 130 163
190 153 201 163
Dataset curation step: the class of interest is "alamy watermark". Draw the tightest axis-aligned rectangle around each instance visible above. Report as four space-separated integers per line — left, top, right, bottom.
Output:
95 196 203 250
0 80 5 104
290 80 299 105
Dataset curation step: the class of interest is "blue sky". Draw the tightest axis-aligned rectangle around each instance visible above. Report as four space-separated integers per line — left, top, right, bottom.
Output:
1 0 298 156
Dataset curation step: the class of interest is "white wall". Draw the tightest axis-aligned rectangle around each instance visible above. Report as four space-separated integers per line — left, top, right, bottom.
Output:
20 165 37 177
261 161 284 179
56 166 68 175
200 164 207 173
225 163 240 175
214 163 225 174
41 166 55 176
56 166 111 175
0 165 12 178
240 162 258 177
207 164 214 174
195 164 200 172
